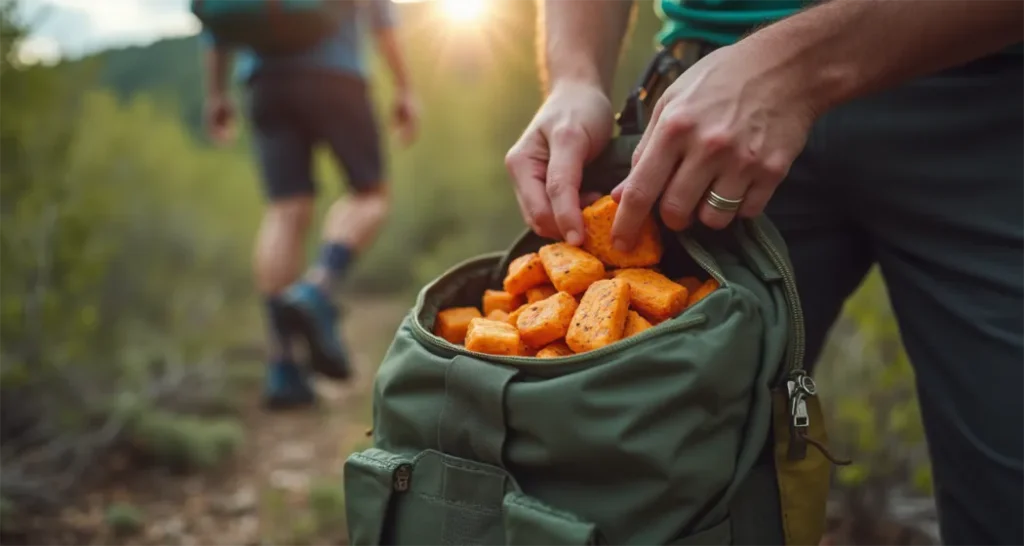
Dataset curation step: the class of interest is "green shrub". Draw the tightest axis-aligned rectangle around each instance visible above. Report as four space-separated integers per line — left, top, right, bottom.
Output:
105 503 144 537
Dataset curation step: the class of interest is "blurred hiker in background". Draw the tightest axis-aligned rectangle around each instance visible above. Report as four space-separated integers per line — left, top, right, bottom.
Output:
505 1 1023 544
200 0 419 410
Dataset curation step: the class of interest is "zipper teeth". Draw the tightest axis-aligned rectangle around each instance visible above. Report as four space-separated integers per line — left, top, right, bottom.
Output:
750 223 805 375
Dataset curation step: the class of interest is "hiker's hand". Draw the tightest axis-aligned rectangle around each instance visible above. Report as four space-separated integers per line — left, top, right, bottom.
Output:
505 82 615 245
205 93 236 145
611 42 817 247
393 89 420 147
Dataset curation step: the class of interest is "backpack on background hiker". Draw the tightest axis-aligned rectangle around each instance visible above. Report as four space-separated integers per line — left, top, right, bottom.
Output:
342 46 848 545
190 0 345 55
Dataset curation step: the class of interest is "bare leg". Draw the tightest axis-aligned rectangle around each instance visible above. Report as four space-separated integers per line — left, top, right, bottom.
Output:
254 195 314 359
306 186 390 293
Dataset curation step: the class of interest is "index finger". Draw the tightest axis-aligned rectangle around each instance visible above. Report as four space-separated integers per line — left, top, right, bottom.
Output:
545 127 590 246
611 124 679 250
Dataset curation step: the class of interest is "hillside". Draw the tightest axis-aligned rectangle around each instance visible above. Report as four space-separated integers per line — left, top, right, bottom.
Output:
58 2 665 138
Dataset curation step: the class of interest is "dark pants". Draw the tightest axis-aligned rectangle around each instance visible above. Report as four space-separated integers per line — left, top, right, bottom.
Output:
246 68 384 200
764 53 1023 545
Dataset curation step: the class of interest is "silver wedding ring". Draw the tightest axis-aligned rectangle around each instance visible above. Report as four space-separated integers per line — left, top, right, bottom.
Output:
705 190 744 212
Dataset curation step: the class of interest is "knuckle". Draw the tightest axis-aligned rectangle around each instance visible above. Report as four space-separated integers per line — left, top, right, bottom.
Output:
663 113 697 138
550 123 585 146
659 199 688 230
699 129 735 154
622 183 656 208
761 156 791 181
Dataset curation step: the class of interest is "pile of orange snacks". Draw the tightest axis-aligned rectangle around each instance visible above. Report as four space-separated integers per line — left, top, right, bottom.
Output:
433 196 720 358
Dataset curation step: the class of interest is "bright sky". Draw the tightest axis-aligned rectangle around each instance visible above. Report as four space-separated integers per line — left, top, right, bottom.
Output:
15 0 467 65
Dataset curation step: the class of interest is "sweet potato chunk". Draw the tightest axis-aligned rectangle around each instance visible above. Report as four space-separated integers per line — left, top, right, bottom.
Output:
486 309 509 322
612 268 688 322
538 243 606 295
582 195 662 268
434 307 482 344
516 291 579 348
623 310 653 338
503 252 550 296
688 278 720 307
676 276 703 297
507 304 527 326
536 341 574 359
525 284 557 304
566 279 631 353
465 318 521 356
482 289 523 316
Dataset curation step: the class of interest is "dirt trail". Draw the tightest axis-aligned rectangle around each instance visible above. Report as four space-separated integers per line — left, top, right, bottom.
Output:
40 297 411 546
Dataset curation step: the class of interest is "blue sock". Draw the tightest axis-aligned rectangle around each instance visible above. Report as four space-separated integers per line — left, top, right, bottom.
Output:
311 243 355 294
320 243 355 278
266 297 293 361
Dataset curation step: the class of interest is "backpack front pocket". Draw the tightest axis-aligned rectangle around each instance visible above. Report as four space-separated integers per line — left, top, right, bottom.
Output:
344 448 602 545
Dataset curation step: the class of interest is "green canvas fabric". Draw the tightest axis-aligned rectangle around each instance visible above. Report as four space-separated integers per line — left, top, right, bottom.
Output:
343 165 816 543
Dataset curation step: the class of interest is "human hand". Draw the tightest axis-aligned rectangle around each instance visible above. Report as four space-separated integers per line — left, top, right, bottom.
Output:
393 90 420 147
611 42 818 249
204 93 236 145
504 82 615 245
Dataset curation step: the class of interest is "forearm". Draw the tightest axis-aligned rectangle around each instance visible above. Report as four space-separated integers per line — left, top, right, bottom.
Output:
743 0 1024 115
375 29 411 93
205 47 233 98
540 0 635 96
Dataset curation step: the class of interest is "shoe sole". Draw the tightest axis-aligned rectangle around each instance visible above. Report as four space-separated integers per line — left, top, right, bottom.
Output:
280 302 353 382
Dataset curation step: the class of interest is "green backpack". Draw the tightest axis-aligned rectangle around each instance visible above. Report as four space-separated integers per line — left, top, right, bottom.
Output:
190 0 345 55
343 134 845 545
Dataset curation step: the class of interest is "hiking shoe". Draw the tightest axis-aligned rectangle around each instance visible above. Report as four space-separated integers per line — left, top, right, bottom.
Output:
263 360 316 410
279 281 353 381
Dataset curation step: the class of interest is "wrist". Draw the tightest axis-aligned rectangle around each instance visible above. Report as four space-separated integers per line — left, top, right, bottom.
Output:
546 63 610 99
736 30 857 119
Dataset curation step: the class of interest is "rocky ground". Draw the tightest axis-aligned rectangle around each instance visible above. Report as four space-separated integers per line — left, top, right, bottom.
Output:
19 297 410 546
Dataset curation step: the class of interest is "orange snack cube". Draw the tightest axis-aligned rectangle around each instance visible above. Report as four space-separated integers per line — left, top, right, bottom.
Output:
525 284 558 304
612 268 688 322
566 279 631 353
486 309 510 322
688 278 721 307
482 289 523 316
581 195 663 268
623 310 653 338
536 341 574 359
503 253 550 296
676 276 703 297
434 307 483 344
465 318 522 356
518 341 538 357
515 291 579 349
507 304 527 326
538 243 606 295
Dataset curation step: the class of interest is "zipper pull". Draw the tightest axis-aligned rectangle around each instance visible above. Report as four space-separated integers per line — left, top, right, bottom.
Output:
786 371 815 460
393 463 412 492
784 371 852 466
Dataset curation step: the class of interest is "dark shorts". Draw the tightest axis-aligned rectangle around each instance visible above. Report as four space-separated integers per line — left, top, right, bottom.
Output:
764 53 1023 545
246 68 384 200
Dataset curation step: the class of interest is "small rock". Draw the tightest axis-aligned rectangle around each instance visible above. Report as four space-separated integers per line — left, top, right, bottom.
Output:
277 443 314 465
218 486 258 516
269 469 310 493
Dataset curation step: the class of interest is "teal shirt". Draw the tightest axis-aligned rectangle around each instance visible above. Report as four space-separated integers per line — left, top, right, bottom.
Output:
656 0 1022 56
656 0 805 47
202 0 396 83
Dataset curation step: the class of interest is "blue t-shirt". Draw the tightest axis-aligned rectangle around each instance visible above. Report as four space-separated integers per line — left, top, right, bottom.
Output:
201 0 397 83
